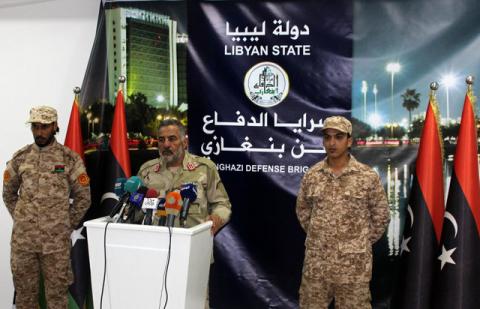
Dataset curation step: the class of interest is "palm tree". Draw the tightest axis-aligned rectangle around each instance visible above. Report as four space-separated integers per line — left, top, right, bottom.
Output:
401 88 421 130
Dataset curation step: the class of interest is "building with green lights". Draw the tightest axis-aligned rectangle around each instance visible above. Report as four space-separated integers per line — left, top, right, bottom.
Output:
105 7 187 109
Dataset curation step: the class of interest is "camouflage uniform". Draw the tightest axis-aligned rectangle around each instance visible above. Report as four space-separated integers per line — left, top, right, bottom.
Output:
296 117 389 309
137 151 231 227
3 106 91 309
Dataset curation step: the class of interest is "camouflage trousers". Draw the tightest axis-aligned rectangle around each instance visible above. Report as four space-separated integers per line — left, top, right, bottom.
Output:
11 247 72 309
299 275 371 309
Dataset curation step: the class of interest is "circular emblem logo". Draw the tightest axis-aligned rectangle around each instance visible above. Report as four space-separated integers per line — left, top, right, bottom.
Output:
3 170 11 183
78 173 90 186
244 62 289 107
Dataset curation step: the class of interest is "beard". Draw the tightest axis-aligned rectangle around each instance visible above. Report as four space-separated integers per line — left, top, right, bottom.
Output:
34 134 55 147
160 147 184 165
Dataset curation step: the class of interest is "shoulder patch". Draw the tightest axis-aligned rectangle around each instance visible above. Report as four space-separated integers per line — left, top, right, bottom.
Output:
3 170 11 183
186 162 199 171
78 173 90 186
139 159 161 174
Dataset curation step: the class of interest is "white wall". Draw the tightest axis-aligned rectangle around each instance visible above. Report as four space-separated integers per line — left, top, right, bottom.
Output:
0 0 100 306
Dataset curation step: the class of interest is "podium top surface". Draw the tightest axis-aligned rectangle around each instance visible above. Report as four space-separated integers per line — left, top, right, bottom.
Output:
84 216 213 236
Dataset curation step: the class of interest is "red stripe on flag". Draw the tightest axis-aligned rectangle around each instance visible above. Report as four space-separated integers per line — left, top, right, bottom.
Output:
110 89 131 178
64 98 85 162
416 100 445 242
454 94 480 235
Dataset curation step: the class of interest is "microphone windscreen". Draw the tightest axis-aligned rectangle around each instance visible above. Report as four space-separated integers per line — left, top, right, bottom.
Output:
145 188 159 198
158 198 166 209
124 176 143 193
165 191 183 216
114 177 127 197
180 183 198 201
129 186 148 208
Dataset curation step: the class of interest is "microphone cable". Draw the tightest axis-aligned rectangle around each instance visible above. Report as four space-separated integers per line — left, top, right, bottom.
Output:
100 221 111 309
159 226 173 309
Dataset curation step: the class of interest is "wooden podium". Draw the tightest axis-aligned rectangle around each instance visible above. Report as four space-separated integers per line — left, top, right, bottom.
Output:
84 217 213 309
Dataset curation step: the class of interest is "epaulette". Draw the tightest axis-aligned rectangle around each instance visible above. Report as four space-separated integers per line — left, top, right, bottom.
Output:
11 144 32 160
60 144 82 162
189 154 215 169
138 158 162 174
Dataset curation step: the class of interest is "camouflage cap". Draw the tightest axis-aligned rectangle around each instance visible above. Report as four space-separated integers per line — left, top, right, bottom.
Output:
26 106 58 124
322 116 352 135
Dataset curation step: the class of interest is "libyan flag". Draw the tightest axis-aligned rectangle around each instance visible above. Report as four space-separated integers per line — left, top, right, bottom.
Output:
64 92 92 309
392 88 444 309
433 87 480 308
60 84 131 309
98 85 132 215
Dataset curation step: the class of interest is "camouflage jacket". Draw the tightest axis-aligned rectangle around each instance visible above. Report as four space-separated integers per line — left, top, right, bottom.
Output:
3 139 91 253
138 151 231 228
296 155 389 283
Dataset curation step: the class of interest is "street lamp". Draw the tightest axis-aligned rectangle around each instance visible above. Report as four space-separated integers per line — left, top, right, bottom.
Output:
93 117 99 136
441 73 456 123
361 80 368 122
387 122 398 138
386 62 401 136
373 83 378 115
86 112 92 138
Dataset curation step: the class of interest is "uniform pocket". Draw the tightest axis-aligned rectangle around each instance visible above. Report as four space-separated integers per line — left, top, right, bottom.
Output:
338 238 367 254
187 202 201 214
302 249 325 280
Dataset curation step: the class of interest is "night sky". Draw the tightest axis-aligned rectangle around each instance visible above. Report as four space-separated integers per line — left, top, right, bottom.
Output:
352 0 480 126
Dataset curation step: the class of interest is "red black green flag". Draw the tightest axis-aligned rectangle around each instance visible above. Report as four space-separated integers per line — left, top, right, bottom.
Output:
394 86 444 308
433 83 480 308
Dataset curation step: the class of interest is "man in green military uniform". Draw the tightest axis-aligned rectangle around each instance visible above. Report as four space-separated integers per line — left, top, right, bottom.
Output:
296 116 390 309
3 106 91 309
138 119 231 309
137 118 231 233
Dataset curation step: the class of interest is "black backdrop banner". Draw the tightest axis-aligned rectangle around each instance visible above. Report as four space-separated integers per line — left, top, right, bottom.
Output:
187 1 352 308
79 1 358 308
75 0 480 308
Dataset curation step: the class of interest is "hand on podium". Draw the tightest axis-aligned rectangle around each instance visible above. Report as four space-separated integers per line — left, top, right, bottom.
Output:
207 214 223 235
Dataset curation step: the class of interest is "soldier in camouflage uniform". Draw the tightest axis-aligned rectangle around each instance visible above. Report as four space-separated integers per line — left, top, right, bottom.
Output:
3 106 91 309
296 116 389 309
138 119 231 232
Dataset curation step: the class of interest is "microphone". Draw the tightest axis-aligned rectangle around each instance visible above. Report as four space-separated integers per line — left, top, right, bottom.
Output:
124 176 143 193
119 186 148 223
165 191 183 227
154 198 167 226
179 183 198 227
142 188 159 225
108 176 143 221
114 177 127 197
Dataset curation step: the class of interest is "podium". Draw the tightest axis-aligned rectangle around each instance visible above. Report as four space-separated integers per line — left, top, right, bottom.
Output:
84 217 213 309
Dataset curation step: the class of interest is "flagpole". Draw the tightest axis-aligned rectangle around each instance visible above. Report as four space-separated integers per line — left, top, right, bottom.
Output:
432 75 480 309
64 86 85 161
119 75 126 96
109 74 131 178
73 86 81 100
466 75 475 105
392 81 445 309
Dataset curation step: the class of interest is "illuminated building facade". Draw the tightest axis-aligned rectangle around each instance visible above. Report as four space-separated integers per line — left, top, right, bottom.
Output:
106 8 187 109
